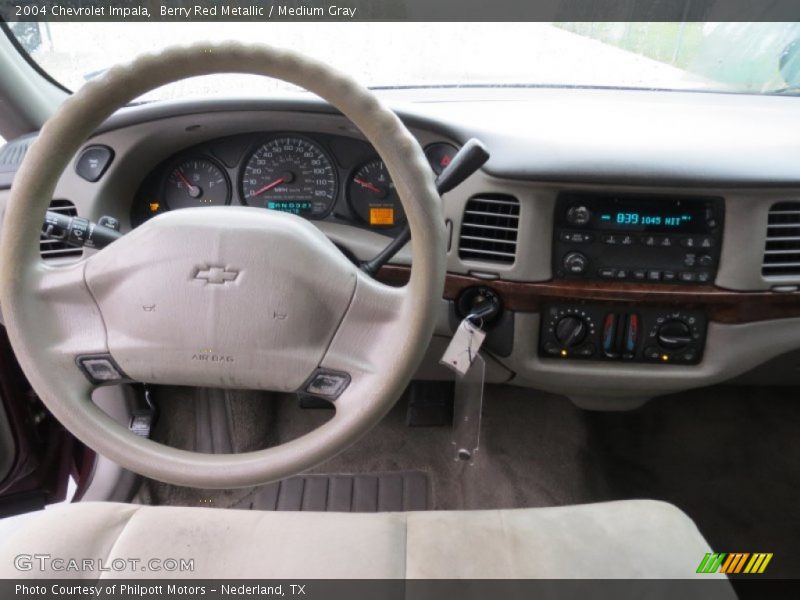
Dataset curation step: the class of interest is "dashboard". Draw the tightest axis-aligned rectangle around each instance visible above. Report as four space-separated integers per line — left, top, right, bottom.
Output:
130 131 457 231
3 88 800 409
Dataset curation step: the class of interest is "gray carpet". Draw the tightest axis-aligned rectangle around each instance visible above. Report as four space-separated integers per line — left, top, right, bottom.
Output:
136 383 800 577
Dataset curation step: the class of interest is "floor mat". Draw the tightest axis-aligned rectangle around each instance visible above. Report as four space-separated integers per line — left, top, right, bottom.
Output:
230 471 429 512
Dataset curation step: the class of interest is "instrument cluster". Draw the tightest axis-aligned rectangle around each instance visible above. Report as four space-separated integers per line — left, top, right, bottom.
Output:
131 132 457 230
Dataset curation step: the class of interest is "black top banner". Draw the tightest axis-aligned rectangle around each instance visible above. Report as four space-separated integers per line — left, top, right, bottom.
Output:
1 0 799 22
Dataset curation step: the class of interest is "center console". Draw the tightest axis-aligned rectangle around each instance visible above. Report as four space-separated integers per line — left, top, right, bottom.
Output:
542 193 722 364
553 192 724 284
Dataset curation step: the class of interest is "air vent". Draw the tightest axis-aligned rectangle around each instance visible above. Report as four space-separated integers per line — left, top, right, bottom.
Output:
0 136 35 172
458 195 520 264
41 200 83 260
763 202 800 277
0 135 37 189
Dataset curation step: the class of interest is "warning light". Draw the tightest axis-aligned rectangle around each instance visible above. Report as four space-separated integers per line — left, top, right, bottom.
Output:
149 202 161 213
440 154 452 168
370 207 395 226
661 354 669 362
560 349 568 357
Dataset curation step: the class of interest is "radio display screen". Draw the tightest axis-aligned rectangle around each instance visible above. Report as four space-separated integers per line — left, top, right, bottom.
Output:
558 193 719 234
599 209 696 231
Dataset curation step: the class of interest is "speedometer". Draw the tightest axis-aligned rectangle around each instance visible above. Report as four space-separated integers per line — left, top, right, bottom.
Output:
240 136 337 218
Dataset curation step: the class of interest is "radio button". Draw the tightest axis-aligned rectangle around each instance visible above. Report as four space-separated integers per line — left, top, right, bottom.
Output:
662 271 676 282
696 271 711 283
620 235 635 245
601 234 619 245
659 237 674 247
683 254 696 267
680 236 714 249
632 269 646 280
563 252 589 274
616 269 628 279
598 268 617 279
566 205 592 226
560 231 594 243
641 235 658 247
698 254 713 267
647 270 661 281
679 272 696 282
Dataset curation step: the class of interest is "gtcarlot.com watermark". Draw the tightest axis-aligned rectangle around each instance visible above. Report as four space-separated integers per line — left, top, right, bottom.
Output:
14 553 194 573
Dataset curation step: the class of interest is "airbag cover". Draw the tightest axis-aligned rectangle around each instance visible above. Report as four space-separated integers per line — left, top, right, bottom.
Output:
84 207 356 390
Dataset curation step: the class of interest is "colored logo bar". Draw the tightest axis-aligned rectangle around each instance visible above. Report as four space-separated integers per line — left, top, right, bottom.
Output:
697 552 773 574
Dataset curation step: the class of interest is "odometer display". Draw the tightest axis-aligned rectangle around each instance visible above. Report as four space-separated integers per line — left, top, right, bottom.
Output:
241 136 337 217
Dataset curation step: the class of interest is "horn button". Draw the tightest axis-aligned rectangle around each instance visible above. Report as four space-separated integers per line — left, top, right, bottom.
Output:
84 207 357 391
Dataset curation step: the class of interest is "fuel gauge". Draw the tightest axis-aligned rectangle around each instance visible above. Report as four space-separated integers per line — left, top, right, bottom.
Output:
163 157 231 210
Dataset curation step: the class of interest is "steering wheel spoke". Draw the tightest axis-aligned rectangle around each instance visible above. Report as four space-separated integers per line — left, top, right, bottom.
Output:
26 260 109 380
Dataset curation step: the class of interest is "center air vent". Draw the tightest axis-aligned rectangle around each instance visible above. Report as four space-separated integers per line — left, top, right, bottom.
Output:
458 195 520 264
41 200 83 260
763 202 800 277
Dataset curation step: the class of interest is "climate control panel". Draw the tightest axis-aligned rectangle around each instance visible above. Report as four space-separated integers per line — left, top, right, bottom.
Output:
540 304 706 365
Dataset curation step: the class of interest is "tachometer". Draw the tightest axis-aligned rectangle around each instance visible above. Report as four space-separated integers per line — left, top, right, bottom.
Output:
163 157 231 210
347 159 406 228
241 136 337 218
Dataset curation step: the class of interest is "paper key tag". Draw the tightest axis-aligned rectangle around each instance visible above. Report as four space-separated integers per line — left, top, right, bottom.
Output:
440 319 487 376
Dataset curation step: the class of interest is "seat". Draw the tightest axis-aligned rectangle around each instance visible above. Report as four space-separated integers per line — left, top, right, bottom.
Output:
0 499 728 579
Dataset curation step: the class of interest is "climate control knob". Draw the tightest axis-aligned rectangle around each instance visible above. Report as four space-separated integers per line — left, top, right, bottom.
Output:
555 316 588 348
563 252 588 275
656 320 693 350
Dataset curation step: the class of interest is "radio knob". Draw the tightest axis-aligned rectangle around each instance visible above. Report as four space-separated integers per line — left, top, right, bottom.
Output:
566 205 591 226
656 320 693 350
555 316 588 348
563 251 588 275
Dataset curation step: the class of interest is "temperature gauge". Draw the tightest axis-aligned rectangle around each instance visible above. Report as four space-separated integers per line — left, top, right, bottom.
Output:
347 159 406 228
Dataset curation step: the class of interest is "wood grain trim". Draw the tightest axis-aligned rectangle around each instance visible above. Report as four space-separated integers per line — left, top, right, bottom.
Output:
377 266 800 324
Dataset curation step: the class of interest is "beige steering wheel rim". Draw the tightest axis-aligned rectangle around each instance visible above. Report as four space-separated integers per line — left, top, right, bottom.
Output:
0 44 446 488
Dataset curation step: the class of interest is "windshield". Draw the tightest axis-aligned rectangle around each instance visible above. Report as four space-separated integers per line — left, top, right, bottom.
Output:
7 22 800 99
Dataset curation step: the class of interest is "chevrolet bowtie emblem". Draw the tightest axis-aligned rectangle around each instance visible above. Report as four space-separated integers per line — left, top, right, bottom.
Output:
194 266 239 285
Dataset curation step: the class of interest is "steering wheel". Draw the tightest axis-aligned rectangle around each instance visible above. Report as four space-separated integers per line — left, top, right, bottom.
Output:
0 44 446 488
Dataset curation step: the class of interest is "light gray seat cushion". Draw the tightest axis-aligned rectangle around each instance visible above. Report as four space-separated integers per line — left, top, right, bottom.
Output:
0 499 729 580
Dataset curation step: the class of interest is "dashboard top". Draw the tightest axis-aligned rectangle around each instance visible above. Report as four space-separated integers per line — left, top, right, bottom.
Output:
95 87 800 187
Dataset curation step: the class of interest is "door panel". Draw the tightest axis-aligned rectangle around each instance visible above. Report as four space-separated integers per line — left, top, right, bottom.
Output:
0 325 76 517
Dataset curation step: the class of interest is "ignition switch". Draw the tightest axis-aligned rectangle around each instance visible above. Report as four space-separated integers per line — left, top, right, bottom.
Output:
456 286 502 326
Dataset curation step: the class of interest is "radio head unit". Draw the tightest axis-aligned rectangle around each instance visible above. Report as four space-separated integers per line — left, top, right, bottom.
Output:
553 193 724 284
